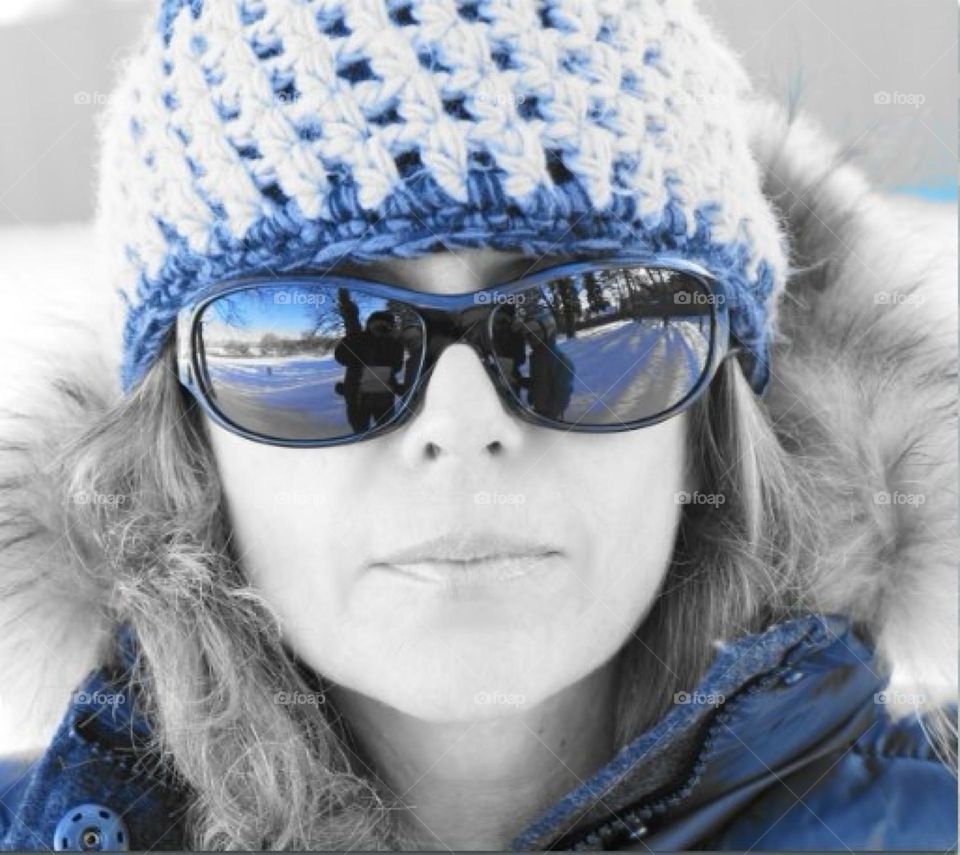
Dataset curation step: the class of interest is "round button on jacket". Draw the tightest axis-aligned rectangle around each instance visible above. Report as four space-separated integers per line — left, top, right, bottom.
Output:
782 670 806 686
53 804 129 852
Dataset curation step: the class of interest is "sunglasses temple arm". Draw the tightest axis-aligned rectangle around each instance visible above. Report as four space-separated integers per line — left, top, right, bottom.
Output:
722 336 767 388
175 312 196 389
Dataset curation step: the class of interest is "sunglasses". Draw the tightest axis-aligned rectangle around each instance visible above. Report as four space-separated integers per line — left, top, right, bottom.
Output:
176 256 742 447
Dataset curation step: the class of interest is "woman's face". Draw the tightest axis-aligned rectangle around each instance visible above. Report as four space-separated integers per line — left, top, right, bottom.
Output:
205 249 692 721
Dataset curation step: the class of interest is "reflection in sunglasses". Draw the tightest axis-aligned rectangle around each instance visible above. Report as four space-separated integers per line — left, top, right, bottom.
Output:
192 267 715 442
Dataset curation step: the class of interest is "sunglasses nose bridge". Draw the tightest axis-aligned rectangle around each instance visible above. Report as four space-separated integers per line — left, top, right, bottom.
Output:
416 311 502 387
401 339 526 449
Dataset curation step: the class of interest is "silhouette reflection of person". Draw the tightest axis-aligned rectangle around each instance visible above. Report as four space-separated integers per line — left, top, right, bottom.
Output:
334 311 405 432
520 314 575 420
491 306 527 395
397 321 425 396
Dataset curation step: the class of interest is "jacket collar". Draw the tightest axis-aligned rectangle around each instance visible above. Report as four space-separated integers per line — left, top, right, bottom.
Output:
510 612 885 850
107 611 883 850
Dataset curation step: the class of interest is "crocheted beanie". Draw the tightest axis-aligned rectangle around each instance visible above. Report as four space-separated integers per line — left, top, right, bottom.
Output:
96 0 788 394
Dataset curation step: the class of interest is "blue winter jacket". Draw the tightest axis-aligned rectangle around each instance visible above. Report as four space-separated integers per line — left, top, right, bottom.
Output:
0 613 956 851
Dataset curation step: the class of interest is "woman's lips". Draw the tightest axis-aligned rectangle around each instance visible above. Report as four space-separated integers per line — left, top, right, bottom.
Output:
368 532 563 587
377 552 563 587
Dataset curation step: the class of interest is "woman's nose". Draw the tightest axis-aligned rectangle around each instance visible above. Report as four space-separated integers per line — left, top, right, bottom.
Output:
397 343 525 467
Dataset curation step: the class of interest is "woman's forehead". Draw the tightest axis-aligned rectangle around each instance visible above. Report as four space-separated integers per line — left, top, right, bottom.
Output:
330 248 574 293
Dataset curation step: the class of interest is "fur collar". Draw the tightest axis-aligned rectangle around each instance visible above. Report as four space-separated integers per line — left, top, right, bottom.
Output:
0 97 956 751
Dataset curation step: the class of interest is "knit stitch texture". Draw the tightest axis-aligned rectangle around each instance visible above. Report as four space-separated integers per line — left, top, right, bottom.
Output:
95 0 789 392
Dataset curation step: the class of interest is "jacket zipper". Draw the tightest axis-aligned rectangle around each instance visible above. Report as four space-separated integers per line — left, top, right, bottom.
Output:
558 663 794 851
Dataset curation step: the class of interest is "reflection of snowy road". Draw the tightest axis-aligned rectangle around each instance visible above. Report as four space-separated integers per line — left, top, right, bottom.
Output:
207 354 370 437
558 320 710 424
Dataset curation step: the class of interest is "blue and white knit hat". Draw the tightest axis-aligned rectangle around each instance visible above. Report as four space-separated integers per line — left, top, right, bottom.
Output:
96 0 788 393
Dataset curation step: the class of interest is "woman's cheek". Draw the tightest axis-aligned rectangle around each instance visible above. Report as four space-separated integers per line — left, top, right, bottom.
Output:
564 419 689 622
208 428 362 628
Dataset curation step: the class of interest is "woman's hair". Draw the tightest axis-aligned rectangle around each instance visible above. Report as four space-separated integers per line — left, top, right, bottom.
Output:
56 342 830 849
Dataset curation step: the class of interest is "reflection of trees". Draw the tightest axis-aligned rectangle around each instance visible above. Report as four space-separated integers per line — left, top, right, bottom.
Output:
248 289 412 360
206 287 345 357
298 288 356 340
337 288 361 337
583 271 609 314
207 291 254 329
532 269 711 338
282 288 360 358
212 291 349 358
302 291 415 347
540 278 583 338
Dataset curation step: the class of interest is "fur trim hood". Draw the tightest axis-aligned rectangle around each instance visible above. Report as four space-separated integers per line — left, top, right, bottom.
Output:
0 96 956 751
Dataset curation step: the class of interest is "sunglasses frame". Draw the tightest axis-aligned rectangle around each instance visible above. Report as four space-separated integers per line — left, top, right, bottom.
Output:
176 253 743 448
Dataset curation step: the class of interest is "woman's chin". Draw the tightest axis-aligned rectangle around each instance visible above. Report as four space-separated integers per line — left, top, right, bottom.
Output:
322 629 577 723
308 580 642 722
343 555 589 639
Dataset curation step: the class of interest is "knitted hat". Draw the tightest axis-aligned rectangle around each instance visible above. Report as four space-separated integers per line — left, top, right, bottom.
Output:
96 0 788 394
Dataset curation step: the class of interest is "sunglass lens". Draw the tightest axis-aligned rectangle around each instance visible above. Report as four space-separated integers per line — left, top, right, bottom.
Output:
491 268 715 426
194 285 425 442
